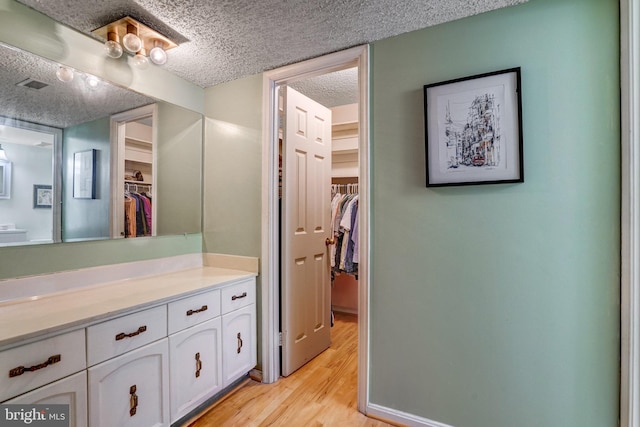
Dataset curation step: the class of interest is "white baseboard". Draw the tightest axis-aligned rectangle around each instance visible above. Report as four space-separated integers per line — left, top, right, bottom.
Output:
367 403 455 427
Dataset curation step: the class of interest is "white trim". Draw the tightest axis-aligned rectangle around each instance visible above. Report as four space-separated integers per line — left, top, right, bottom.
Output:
621 1 640 426
366 403 455 427
260 45 370 413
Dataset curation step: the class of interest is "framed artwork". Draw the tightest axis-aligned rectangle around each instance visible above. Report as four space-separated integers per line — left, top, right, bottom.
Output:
33 184 52 208
424 67 523 187
73 149 96 199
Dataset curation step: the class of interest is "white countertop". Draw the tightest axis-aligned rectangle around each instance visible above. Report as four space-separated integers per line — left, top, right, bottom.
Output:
0 266 256 349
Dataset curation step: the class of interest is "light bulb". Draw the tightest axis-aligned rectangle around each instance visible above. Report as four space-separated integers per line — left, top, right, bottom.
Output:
56 66 74 82
86 75 100 90
105 40 123 58
149 46 167 65
132 53 149 70
122 31 142 53
0 145 7 161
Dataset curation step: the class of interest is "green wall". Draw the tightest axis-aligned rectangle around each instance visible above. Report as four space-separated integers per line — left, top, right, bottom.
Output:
202 75 263 257
369 0 619 426
156 103 203 236
62 117 110 241
0 233 202 280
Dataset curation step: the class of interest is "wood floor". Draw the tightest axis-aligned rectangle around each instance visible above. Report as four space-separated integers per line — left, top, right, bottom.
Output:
188 312 393 427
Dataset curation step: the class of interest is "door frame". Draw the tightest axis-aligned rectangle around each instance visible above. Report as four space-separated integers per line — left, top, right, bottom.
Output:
621 1 639 426
260 45 370 412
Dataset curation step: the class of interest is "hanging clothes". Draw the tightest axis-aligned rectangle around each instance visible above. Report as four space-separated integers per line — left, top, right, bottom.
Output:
330 191 359 275
124 188 152 238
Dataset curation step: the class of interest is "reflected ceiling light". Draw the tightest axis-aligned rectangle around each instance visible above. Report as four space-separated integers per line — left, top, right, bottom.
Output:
85 74 100 90
55 66 74 82
0 144 8 161
92 17 178 67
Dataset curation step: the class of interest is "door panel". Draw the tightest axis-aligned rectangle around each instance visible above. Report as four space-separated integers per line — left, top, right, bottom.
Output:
281 86 332 376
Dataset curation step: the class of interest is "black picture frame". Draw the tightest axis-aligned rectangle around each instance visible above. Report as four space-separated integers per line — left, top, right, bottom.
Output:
73 149 96 199
33 184 52 209
424 67 523 187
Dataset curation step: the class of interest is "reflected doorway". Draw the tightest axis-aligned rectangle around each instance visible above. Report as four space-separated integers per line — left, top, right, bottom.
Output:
110 104 157 239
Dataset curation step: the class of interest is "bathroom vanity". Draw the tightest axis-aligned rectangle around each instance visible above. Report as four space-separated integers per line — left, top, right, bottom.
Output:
0 261 258 427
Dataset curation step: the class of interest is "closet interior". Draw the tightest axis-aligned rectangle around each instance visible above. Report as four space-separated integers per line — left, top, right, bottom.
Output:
330 103 359 315
123 119 153 238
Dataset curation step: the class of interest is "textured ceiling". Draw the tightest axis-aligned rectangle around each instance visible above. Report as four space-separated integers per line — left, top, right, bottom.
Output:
289 67 358 108
15 0 527 89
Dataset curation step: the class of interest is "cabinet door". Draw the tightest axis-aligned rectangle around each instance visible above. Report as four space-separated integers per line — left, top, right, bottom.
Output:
169 317 222 423
222 304 256 387
5 371 87 427
88 339 169 427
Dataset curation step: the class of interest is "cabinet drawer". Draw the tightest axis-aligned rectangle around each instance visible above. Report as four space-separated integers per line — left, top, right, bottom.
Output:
0 329 86 402
168 289 221 335
220 279 255 315
86 305 167 366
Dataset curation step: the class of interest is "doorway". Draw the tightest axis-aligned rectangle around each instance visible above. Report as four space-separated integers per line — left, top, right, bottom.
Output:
261 45 370 412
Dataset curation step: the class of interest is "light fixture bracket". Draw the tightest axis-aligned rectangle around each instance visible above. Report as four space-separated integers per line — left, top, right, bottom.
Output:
92 16 177 54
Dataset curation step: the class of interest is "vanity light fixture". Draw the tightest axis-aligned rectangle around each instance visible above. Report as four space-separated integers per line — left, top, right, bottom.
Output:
0 145 8 161
92 17 177 67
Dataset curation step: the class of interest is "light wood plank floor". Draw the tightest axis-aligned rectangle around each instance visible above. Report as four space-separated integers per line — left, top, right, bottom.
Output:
188 312 394 427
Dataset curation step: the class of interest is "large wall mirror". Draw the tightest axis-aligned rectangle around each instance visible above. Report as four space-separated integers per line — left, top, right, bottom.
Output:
0 42 202 246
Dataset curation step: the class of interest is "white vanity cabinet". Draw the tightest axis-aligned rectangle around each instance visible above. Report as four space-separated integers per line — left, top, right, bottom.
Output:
169 318 222 422
88 339 170 427
0 268 257 427
168 289 223 423
0 329 87 427
5 371 88 427
220 279 257 387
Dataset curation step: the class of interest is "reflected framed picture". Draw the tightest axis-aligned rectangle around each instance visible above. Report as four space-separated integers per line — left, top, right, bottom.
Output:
73 149 96 199
424 67 523 187
33 184 52 208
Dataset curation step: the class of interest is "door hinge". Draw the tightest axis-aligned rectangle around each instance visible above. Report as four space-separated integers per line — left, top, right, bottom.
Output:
278 332 283 346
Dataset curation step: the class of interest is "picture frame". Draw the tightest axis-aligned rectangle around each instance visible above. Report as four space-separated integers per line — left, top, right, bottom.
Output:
33 184 52 208
424 67 523 187
73 149 96 199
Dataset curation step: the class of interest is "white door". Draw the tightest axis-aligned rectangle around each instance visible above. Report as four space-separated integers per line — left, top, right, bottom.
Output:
281 86 332 376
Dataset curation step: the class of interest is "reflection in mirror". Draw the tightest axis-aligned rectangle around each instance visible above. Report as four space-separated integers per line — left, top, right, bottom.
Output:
0 42 203 246
0 118 61 244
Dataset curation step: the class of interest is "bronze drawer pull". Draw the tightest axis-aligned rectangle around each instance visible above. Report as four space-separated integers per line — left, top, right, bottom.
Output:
115 325 147 341
186 305 208 316
9 354 61 378
231 292 247 301
195 352 202 378
129 385 138 416
237 332 243 354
